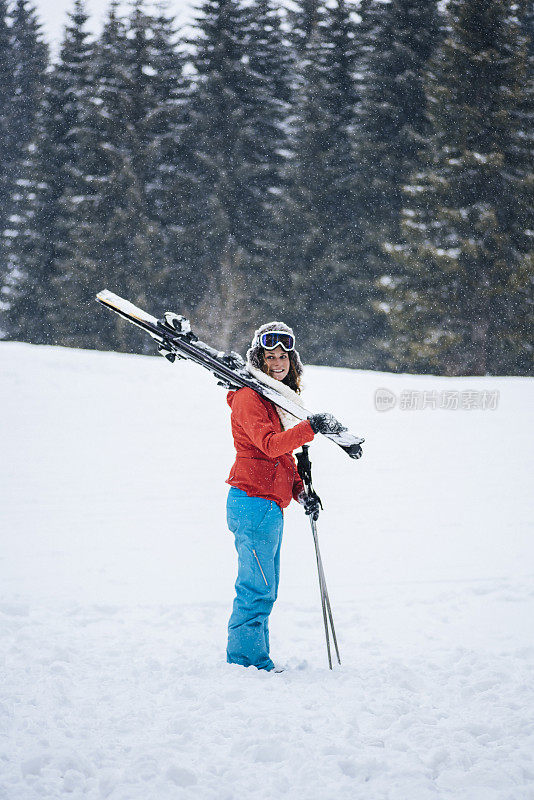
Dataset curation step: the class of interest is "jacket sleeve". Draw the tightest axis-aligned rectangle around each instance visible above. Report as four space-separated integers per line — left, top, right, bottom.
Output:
232 388 314 458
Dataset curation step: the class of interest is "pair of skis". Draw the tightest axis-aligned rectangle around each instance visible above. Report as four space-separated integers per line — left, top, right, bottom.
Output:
95 291 365 459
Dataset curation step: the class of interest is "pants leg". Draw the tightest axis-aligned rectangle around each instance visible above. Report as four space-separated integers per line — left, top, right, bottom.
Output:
264 528 282 655
226 488 284 671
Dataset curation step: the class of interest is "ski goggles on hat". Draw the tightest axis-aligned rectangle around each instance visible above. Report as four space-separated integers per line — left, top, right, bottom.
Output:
259 331 295 351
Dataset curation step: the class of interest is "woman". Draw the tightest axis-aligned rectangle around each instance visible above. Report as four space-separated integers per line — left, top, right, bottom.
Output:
225 321 329 672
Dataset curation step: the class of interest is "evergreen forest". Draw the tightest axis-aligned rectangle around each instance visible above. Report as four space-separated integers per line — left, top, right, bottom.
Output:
0 0 532 375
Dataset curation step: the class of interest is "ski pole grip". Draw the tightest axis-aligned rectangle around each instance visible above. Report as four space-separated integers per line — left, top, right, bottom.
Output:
296 445 313 489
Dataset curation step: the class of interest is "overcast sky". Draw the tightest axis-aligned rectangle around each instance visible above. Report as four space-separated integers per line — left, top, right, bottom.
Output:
35 0 194 55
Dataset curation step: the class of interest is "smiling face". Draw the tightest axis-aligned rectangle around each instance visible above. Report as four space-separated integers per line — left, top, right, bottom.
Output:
263 345 291 382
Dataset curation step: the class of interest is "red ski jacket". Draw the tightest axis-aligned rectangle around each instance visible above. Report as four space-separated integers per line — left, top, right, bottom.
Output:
226 387 315 509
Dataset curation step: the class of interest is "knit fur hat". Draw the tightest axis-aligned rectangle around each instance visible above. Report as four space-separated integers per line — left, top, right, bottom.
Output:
247 321 304 376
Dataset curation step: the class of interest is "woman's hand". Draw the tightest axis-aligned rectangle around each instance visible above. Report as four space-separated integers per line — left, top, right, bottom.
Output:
307 412 346 435
298 491 323 521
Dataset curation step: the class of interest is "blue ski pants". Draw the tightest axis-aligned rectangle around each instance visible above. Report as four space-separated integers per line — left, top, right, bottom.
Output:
226 487 284 671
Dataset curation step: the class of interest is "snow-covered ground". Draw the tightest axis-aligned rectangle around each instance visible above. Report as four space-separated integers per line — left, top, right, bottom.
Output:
1 341 533 800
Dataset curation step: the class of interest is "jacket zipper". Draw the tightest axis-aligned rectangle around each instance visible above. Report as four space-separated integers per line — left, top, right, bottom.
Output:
252 549 268 586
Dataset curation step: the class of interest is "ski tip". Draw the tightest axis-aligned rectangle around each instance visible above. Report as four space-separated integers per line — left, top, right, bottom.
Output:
96 289 115 304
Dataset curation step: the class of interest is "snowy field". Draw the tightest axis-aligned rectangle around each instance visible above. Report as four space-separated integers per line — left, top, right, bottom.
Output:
1 341 533 800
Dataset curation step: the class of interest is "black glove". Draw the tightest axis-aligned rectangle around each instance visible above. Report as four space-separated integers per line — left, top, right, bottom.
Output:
221 351 246 369
307 412 347 435
298 491 323 521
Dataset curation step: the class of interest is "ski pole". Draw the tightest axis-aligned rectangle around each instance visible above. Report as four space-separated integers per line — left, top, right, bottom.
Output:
311 517 332 668
312 519 341 666
296 445 341 669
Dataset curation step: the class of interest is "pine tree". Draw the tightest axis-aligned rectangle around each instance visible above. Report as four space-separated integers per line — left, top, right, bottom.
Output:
6 78 67 343
7 3 48 239
354 0 442 367
276 0 362 365
358 0 440 225
1 0 48 334
56 1 175 352
5 0 95 344
54 0 103 346
242 0 292 259
388 0 533 375
185 0 293 349
10 0 48 152
0 0 16 295
142 3 196 313
184 0 254 348
505 0 534 372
